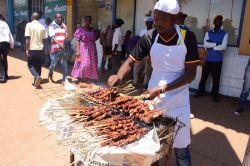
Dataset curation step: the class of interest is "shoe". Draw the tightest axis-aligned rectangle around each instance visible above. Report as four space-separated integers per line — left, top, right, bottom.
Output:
234 108 244 116
34 76 42 88
72 78 79 83
212 95 220 103
194 91 204 98
0 79 7 83
190 113 194 119
48 75 55 83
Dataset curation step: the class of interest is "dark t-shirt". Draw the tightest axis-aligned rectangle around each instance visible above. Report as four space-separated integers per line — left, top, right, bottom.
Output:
130 26 199 63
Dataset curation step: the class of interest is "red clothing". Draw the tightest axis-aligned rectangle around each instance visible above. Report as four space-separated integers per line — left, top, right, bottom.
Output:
49 21 67 54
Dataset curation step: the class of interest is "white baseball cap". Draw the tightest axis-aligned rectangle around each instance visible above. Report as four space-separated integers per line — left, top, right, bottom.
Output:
154 0 180 15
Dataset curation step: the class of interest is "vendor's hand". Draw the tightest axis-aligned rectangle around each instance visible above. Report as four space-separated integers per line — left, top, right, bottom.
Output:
107 75 121 87
26 50 30 57
147 87 160 100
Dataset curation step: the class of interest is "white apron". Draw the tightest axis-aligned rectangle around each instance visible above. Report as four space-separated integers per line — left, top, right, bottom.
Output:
149 25 191 148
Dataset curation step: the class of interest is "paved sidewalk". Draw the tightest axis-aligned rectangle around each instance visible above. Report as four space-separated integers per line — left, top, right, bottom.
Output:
0 48 250 166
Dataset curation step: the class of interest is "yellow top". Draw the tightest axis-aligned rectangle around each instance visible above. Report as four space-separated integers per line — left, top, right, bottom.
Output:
25 20 47 50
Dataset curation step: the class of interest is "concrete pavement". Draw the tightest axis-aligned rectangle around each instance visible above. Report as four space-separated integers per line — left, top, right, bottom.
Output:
0 48 250 166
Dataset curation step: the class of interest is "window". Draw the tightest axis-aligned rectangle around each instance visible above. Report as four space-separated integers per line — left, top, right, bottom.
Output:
76 0 113 30
180 0 244 46
14 0 29 30
30 0 44 13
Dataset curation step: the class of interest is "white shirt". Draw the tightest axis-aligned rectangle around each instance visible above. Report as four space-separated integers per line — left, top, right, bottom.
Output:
112 27 123 52
0 20 14 49
204 31 228 51
139 28 148 37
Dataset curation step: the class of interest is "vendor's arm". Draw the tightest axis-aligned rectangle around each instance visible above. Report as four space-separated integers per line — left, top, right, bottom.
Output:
204 32 216 48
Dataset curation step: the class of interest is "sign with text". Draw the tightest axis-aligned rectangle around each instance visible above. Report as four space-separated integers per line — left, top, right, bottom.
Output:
44 0 67 19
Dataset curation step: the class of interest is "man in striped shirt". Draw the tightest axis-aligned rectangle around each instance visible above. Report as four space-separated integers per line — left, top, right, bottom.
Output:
48 13 68 83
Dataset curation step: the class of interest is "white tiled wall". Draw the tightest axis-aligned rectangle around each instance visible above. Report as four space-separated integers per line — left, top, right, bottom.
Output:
190 46 250 98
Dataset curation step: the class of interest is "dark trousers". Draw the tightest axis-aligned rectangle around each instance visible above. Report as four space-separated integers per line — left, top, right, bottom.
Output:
110 52 121 75
27 50 44 79
101 46 112 70
0 42 10 79
198 61 222 96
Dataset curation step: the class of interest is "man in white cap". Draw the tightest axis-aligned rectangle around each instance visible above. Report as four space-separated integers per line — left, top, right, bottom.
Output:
133 16 154 88
108 0 199 165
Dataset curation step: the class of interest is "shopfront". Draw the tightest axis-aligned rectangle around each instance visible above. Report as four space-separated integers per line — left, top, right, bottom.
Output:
75 0 113 31
12 0 67 33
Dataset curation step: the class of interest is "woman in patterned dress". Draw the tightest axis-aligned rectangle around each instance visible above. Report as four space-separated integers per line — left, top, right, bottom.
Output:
71 16 99 82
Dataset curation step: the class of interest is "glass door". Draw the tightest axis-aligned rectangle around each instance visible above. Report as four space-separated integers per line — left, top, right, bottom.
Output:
30 0 44 13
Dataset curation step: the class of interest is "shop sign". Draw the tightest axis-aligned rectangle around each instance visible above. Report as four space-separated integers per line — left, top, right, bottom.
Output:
44 0 67 18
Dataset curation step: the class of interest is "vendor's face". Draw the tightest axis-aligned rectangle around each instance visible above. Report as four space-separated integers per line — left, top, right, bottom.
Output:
154 10 176 34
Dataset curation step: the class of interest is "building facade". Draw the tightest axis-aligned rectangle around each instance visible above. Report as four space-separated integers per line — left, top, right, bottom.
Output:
81 0 249 98
131 0 250 98
0 0 8 20
4 0 250 98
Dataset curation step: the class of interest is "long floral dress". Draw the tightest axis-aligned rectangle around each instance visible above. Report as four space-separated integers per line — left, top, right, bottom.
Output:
71 27 98 80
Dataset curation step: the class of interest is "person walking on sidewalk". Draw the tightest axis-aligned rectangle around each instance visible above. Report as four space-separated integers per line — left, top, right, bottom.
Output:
48 13 68 84
234 59 250 115
194 15 228 103
25 12 47 88
108 0 199 165
0 15 14 83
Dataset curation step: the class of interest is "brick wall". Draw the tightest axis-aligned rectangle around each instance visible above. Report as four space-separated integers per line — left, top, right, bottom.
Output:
0 0 8 21
190 47 249 98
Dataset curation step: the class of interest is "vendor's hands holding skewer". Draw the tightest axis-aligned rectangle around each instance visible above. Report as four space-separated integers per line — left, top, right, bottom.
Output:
107 75 122 87
146 87 161 100
144 86 166 100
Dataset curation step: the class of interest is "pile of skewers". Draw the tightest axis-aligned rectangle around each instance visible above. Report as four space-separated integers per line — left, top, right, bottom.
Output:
79 88 163 124
40 86 181 165
63 88 163 147
69 105 149 147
